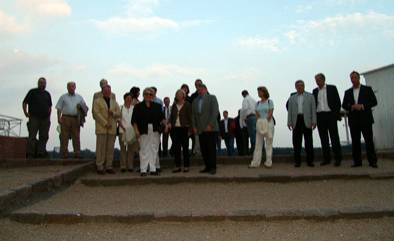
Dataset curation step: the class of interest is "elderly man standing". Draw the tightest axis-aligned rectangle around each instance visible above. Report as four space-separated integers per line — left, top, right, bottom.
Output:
287 80 317 167
92 79 116 120
23 77 52 158
56 82 88 159
93 85 120 174
192 84 219 175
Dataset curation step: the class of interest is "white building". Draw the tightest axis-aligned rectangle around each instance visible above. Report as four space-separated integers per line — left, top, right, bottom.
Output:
361 63 394 150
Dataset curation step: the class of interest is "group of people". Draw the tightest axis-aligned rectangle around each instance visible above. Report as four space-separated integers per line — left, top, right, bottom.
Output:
22 70 379 177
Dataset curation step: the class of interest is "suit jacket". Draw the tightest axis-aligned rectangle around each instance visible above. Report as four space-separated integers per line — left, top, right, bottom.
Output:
342 85 377 126
169 101 192 128
92 91 116 120
93 96 121 135
219 118 236 138
287 91 317 129
192 94 219 134
313 84 342 120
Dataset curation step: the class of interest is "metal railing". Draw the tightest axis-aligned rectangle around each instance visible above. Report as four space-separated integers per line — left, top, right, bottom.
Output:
0 114 22 137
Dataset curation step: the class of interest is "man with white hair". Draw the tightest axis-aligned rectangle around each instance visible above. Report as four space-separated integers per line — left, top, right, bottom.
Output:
92 79 116 120
56 81 88 159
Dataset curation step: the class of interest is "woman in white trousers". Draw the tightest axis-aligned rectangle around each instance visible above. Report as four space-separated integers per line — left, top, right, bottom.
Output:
249 86 275 168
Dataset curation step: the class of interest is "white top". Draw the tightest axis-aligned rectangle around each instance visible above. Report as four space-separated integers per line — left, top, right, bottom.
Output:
317 85 331 112
224 118 228 133
119 105 134 134
241 95 257 121
175 104 183 127
353 87 360 104
297 93 304 114
164 106 171 120
56 93 86 116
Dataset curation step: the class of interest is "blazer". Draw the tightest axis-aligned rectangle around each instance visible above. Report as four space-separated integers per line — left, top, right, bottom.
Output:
169 101 192 128
92 91 116 120
219 118 236 137
192 93 219 134
313 84 342 120
93 97 121 135
342 85 377 126
287 91 317 129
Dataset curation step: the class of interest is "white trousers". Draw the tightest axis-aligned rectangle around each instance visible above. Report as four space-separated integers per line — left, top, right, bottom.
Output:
250 121 274 167
139 124 160 173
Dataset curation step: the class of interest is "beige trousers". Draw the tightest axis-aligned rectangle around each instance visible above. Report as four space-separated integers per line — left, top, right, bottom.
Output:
96 134 116 170
118 134 139 170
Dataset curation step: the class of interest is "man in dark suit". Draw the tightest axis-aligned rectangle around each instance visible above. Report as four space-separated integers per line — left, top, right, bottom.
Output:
192 84 220 175
313 73 343 166
219 110 236 156
342 71 378 168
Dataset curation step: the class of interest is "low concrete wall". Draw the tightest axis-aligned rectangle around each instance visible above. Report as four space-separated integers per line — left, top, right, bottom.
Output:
0 136 27 160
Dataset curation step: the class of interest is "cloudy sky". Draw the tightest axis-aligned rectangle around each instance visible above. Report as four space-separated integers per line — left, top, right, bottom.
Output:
1 0 394 151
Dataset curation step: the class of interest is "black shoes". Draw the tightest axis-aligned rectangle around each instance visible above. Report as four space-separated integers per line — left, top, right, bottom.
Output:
172 168 181 173
351 163 362 168
334 161 341 167
106 169 116 174
183 168 189 173
307 163 315 167
150 171 159 176
140 172 147 177
294 163 301 168
320 161 330 166
199 168 209 173
97 170 105 175
369 163 378 168
209 169 216 175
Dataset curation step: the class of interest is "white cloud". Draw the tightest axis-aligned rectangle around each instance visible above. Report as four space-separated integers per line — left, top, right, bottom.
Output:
237 37 281 52
0 9 26 35
107 64 204 80
295 4 313 13
93 16 179 34
285 11 394 43
92 0 206 34
16 0 71 17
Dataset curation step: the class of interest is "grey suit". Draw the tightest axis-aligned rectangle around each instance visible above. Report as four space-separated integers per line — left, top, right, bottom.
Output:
192 93 219 172
287 92 317 129
287 91 316 165
192 94 219 134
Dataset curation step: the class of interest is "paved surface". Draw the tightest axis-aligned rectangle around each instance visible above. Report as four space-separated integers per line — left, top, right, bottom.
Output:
13 178 394 217
0 165 85 191
1 218 394 241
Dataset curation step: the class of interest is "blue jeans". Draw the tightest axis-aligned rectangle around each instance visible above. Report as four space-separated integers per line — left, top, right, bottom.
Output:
224 134 235 156
246 115 257 153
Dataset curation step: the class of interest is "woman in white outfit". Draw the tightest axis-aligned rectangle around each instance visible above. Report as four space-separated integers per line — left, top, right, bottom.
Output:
118 92 139 172
132 88 165 176
249 86 275 168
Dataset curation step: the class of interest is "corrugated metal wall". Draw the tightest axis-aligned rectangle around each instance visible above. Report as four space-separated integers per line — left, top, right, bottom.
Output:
364 67 394 150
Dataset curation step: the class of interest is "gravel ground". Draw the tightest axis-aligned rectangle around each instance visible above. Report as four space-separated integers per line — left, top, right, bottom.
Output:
0 165 80 191
15 179 394 215
1 218 394 241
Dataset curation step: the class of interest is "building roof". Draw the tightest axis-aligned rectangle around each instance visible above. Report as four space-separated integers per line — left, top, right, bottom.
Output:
361 63 394 75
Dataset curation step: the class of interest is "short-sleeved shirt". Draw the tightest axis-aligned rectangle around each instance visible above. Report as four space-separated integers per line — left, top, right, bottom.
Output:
255 99 274 119
23 88 52 118
56 93 86 116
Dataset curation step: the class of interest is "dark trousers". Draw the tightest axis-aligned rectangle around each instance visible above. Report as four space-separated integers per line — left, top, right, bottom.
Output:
350 122 377 165
223 133 235 156
27 116 50 157
199 131 217 170
317 112 342 163
172 127 190 167
293 115 314 164
162 132 169 156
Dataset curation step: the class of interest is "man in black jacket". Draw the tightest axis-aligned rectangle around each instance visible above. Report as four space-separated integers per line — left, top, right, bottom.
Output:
313 73 342 166
342 71 378 168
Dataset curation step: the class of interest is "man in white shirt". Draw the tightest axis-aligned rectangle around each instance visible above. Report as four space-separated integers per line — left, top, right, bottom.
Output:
313 73 343 167
240 90 257 153
56 82 88 159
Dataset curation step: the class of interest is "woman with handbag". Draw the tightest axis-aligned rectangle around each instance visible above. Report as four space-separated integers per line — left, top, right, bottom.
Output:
249 86 275 168
118 92 139 172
